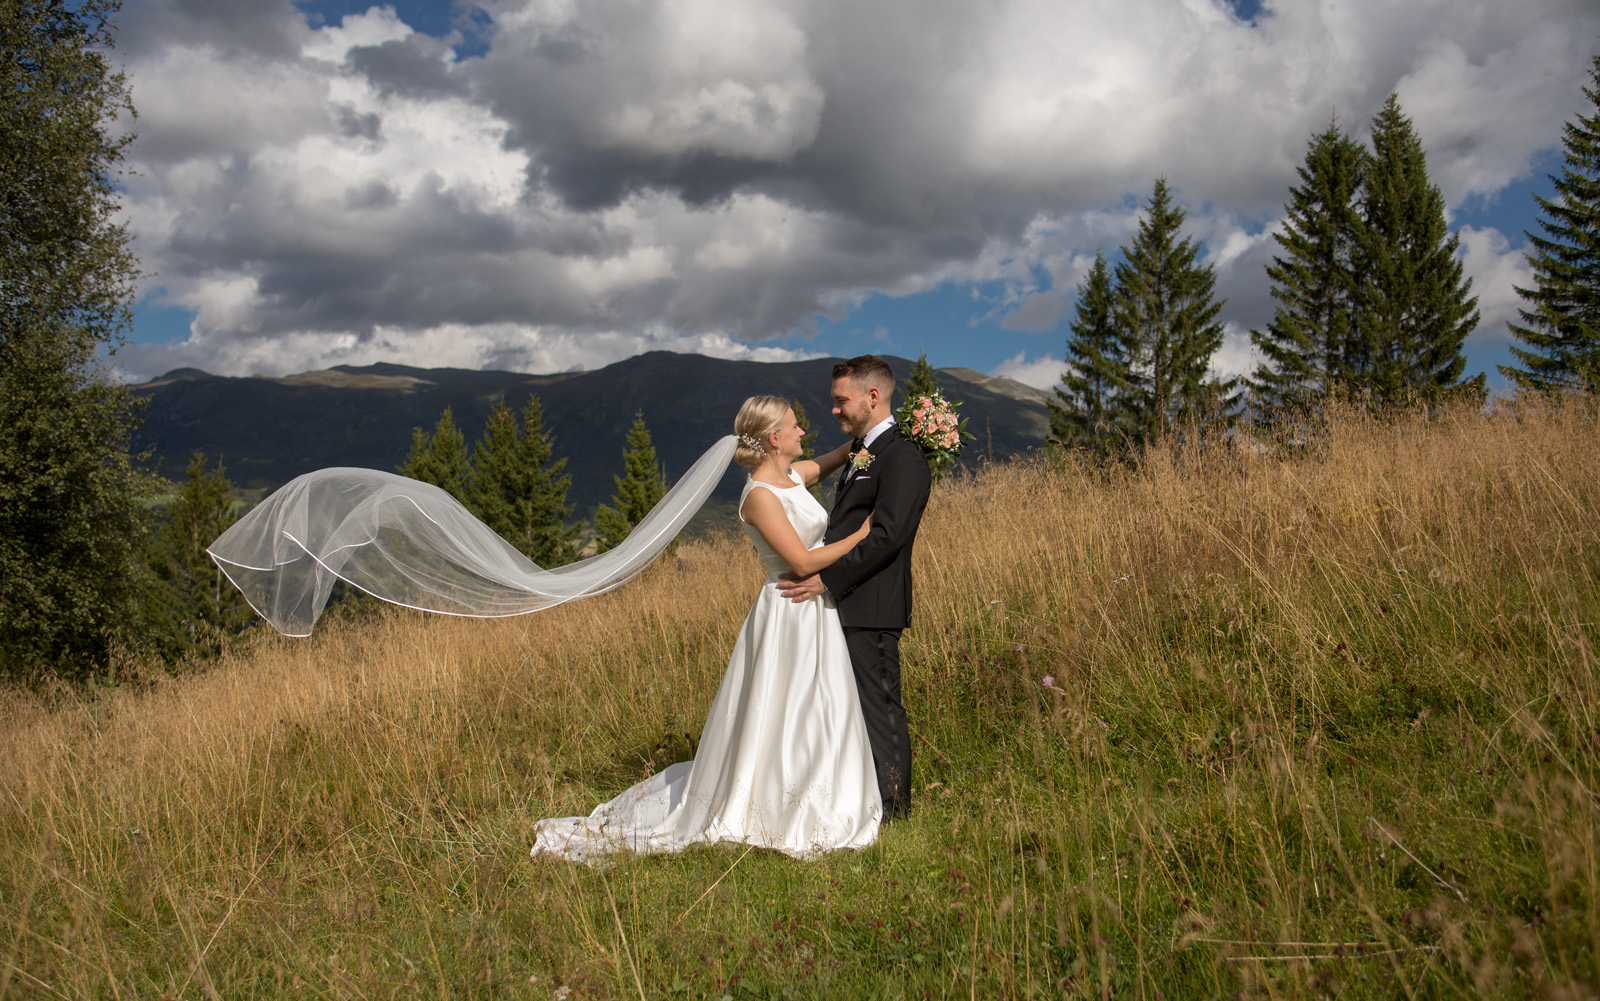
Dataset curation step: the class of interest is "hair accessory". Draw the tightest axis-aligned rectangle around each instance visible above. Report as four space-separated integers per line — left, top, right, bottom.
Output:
738 432 765 453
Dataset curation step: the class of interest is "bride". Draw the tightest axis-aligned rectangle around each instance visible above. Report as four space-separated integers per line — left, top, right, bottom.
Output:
205 394 882 859
532 395 883 860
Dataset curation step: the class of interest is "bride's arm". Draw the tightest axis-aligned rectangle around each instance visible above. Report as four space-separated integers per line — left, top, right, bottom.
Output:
740 489 870 577
792 440 852 488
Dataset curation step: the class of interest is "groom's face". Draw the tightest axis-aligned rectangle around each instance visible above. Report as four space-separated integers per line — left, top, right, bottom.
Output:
831 376 876 437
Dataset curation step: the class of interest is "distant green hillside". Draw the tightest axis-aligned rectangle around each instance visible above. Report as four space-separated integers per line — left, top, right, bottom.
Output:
131 351 1049 509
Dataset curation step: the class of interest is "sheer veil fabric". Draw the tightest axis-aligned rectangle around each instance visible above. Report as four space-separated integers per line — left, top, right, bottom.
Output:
207 436 739 636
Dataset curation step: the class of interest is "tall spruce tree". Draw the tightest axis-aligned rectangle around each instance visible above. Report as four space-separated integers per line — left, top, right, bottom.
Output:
594 411 668 553
1114 179 1232 444
1 0 149 679
1249 119 1367 413
901 350 967 481
397 408 470 504
793 398 824 500
903 352 940 405
469 398 578 567
145 453 253 661
1355 94 1483 404
793 398 818 461
1049 251 1125 454
1502 54 1600 395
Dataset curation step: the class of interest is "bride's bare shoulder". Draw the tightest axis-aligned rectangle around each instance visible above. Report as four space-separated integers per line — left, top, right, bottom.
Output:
739 480 783 523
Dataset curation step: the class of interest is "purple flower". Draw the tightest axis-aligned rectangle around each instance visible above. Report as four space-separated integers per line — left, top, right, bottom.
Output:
1041 676 1055 688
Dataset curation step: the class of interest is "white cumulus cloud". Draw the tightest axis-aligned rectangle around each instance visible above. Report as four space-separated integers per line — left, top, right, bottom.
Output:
1458 225 1535 348
991 352 1065 392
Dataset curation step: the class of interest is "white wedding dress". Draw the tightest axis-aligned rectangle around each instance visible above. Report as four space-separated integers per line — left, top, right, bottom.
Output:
531 469 882 861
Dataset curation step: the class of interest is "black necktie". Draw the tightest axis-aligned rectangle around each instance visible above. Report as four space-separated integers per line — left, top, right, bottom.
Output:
850 436 865 453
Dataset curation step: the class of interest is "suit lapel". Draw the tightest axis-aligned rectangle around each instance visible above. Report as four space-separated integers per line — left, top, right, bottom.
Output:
836 426 895 503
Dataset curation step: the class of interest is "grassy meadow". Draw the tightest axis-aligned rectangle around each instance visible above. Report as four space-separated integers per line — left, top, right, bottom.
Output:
2 397 1598 999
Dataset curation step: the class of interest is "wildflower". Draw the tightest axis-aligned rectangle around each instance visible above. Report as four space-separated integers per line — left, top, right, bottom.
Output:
1041 676 1054 688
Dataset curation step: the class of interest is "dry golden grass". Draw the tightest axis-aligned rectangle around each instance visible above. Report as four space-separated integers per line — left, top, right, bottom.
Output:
1 395 1597 998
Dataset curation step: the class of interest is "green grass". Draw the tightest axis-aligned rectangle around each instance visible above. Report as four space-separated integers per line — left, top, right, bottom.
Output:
2 396 1598 999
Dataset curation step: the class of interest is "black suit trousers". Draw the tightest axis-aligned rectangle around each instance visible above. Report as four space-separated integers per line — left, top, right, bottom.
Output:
844 625 910 820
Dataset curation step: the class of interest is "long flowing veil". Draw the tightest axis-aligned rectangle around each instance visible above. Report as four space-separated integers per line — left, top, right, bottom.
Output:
207 435 739 637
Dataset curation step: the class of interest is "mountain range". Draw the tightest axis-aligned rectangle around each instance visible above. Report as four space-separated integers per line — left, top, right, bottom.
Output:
130 352 1053 511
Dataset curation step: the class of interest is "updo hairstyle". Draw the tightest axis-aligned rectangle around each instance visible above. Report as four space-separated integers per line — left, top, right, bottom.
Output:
733 395 791 467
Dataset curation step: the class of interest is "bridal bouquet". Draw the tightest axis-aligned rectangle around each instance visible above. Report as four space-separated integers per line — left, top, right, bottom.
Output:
896 390 973 478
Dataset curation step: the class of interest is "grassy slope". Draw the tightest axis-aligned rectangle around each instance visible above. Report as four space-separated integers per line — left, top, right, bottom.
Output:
1 398 1597 1000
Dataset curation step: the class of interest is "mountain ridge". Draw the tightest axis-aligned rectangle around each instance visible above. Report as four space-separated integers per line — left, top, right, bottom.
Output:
130 352 1050 510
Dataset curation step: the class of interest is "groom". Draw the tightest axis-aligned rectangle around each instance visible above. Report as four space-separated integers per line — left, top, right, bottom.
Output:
778 355 932 820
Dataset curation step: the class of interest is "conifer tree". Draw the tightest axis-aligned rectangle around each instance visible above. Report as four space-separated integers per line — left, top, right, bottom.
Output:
1355 94 1483 404
594 412 668 553
397 408 470 504
903 352 940 406
1049 251 1125 454
469 398 578 567
1 0 148 678
793 398 823 500
1249 119 1366 412
793 398 818 461
900 350 969 482
1502 55 1600 395
1113 179 1232 444
146 453 253 660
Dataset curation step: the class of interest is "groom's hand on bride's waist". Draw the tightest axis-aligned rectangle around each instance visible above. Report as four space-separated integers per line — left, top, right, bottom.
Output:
777 572 827 603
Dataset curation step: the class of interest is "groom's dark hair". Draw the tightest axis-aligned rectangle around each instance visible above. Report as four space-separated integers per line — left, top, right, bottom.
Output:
833 355 895 395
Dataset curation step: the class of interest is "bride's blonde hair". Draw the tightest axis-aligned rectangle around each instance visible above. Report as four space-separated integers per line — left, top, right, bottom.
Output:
733 395 791 468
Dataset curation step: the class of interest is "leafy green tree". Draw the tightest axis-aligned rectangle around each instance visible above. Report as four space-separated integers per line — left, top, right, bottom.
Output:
1502 55 1600 395
0 0 149 679
1049 251 1126 455
145 453 253 661
1354 94 1483 404
594 411 667 554
1249 119 1367 413
1114 179 1233 445
903 352 941 407
397 407 470 504
469 397 578 567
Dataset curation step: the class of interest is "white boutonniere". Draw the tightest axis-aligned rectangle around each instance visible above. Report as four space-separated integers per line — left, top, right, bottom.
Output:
850 449 874 472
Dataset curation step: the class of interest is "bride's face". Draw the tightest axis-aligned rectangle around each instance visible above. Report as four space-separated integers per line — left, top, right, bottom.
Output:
768 409 805 461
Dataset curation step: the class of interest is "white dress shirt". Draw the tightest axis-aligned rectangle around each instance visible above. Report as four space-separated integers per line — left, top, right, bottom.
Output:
860 416 896 449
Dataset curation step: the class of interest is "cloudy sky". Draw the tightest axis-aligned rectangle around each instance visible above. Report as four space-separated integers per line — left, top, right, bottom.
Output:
111 0 1599 391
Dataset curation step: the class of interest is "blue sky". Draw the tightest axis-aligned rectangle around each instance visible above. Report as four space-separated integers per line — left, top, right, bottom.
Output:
114 0 1595 393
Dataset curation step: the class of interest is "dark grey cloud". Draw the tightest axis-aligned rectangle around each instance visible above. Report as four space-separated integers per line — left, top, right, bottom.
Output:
119 0 305 58
347 35 470 100
334 103 383 141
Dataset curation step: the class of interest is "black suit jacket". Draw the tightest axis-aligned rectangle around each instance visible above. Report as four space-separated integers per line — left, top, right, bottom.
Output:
817 425 932 629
